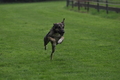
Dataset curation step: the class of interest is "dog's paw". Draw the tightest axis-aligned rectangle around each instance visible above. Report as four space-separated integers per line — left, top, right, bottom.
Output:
58 37 64 44
58 39 62 44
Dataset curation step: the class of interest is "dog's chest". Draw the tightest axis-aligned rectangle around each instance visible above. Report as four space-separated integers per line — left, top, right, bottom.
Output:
52 33 61 38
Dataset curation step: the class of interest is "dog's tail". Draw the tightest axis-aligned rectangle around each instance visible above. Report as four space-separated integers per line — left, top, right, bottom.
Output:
61 18 65 23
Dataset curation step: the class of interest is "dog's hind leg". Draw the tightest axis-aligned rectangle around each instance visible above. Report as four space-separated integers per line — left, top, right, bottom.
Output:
44 37 49 50
50 40 56 60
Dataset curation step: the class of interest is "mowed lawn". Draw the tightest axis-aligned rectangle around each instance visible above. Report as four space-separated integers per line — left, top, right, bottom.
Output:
0 1 120 80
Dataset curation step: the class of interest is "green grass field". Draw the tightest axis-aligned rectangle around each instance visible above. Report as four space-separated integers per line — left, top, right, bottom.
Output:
0 1 120 80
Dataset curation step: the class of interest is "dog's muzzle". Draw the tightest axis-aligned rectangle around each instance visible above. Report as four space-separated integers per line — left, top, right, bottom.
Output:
59 30 65 36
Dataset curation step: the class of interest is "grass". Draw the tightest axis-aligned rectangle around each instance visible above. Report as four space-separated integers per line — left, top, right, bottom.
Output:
0 1 120 80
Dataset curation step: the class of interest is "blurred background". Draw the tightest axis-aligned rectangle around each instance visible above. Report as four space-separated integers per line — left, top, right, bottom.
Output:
0 0 65 3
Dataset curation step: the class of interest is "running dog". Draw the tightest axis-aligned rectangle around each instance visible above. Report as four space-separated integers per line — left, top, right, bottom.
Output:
44 18 65 60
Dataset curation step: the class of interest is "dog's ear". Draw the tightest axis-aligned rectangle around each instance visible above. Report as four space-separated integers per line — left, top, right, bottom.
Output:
53 23 58 29
61 18 65 24
53 23 57 26
61 18 65 28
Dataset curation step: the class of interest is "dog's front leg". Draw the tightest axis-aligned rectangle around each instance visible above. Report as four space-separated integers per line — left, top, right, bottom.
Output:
58 36 64 44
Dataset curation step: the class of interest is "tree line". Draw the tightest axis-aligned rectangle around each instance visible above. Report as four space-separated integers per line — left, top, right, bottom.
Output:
0 0 65 3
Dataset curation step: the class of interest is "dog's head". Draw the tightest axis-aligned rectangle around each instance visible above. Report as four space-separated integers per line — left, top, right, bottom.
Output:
53 18 65 36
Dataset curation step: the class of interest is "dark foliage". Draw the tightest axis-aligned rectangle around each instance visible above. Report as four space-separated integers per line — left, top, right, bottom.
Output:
0 0 65 3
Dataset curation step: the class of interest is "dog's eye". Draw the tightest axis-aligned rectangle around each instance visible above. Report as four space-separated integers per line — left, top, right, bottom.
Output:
56 26 60 29
58 26 61 29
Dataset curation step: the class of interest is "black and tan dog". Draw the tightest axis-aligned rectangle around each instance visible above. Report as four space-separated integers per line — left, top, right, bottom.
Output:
44 18 65 60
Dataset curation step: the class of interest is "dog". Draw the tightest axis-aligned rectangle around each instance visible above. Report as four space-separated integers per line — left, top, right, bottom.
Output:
44 18 65 60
